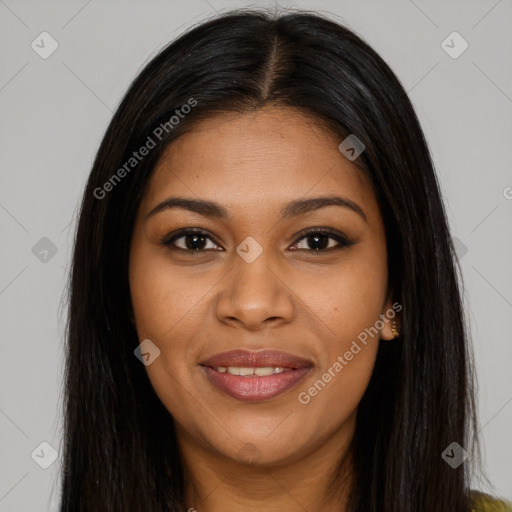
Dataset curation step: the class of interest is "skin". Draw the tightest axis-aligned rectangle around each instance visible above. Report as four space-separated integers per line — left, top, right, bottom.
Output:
129 106 397 512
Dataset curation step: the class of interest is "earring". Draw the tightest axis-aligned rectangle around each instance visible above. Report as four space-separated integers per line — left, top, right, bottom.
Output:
391 320 400 338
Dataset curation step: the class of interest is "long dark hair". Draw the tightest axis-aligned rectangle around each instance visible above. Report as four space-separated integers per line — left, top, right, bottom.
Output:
59 8 486 511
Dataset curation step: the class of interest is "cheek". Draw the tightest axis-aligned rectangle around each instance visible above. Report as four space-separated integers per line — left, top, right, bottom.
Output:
294 265 383 435
128 247 203 398
295 253 387 337
292 250 385 399
129 246 213 340
129 251 205 425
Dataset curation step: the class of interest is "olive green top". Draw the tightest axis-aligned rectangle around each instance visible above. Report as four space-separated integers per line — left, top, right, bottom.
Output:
471 491 512 512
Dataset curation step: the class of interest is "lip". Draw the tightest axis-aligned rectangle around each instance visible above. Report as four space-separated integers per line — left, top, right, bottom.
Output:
201 349 313 369
201 365 312 402
200 349 313 402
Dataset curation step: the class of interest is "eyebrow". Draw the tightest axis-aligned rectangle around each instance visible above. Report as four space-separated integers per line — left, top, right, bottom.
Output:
145 195 367 223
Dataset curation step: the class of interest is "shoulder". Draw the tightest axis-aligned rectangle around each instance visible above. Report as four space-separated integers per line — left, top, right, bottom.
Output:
471 490 512 512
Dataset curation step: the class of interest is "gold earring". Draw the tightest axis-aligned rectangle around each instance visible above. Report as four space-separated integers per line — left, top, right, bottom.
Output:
391 320 400 338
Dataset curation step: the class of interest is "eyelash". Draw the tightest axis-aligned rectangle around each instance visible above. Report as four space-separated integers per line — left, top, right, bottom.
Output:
159 227 354 254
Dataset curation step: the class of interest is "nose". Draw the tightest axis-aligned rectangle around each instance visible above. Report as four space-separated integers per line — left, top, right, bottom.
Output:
215 248 295 331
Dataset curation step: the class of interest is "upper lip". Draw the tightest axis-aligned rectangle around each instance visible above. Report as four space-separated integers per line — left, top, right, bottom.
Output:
201 349 313 369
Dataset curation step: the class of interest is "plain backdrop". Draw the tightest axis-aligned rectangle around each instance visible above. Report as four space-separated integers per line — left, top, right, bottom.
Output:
0 1 511 510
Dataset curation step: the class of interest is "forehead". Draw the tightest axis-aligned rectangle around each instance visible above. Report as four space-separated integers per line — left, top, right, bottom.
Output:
141 106 376 218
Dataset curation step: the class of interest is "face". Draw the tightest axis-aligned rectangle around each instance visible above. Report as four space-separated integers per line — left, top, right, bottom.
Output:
129 106 396 468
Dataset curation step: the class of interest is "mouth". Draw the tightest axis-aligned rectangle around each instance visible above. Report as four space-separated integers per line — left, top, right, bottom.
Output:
200 349 313 402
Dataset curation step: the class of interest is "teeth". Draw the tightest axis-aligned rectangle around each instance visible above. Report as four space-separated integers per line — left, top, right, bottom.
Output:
255 367 279 376
216 366 289 376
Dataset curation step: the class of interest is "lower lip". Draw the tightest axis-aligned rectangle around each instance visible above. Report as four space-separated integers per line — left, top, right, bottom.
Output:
201 366 311 402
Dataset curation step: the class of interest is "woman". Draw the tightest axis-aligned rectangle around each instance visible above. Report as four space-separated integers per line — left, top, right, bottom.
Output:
59 8 512 512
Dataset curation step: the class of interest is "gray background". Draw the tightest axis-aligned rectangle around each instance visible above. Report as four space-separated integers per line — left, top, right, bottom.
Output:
1 0 511 510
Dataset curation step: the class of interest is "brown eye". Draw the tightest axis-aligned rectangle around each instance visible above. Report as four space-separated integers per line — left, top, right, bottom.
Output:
290 228 353 252
161 229 222 252
160 227 353 254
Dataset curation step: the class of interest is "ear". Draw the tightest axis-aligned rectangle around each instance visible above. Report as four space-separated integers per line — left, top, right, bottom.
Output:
380 291 401 341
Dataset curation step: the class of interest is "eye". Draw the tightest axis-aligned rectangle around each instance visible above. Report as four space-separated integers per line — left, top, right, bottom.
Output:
160 229 222 252
290 228 354 252
160 227 354 254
